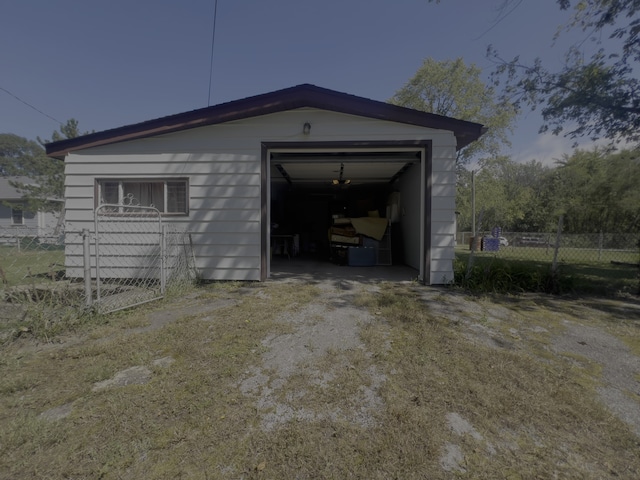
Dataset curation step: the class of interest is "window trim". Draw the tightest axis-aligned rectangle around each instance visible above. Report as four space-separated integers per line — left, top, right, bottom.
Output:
95 178 189 216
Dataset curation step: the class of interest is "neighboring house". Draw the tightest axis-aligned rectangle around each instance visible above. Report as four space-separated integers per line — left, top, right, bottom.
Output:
0 176 60 243
46 84 485 284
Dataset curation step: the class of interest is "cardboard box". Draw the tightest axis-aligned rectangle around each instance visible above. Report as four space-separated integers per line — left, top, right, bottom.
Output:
331 234 361 245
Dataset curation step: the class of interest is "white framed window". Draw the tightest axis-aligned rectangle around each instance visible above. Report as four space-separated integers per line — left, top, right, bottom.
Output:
96 178 189 215
11 204 24 225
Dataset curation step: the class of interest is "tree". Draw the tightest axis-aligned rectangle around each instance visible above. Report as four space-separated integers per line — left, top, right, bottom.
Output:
37 118 84 145
390 57 517 165
487 0 640 146
1 119 88 213
456 156 553 233
455 147 640 234
0 133 62 213
551 147 640 233
0 134 46 178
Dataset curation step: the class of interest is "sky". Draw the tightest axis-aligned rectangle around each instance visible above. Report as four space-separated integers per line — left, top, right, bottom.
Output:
0 0 621 165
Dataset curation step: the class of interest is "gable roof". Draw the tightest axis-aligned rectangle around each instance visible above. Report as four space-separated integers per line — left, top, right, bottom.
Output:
45 84 486 159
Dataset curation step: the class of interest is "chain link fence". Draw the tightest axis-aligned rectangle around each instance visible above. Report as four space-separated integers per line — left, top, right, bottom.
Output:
2 210 637 325
458 231 639 265
0 226 65 289
1 215 196 319
456 217 640 295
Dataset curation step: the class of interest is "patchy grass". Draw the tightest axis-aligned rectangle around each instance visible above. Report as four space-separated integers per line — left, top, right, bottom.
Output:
0 245 65 287
353 285 639 478
1 281 639 479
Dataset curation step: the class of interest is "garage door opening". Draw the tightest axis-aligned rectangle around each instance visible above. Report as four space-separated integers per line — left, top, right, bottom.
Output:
264 144 430 281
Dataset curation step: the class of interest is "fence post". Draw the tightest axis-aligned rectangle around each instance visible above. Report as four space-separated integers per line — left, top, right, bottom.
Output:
551 215 564 275
94 208 102 303
82 229 92 307
160 224 167 295
637 237 640 296
466 209 484 281
598 231 604 262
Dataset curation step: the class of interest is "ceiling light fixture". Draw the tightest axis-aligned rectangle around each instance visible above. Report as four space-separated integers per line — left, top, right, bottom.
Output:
332 163 351 185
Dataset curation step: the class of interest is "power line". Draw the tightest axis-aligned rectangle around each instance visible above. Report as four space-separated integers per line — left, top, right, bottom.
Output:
473 0 525 40
0 85 63 125
207 0 219 107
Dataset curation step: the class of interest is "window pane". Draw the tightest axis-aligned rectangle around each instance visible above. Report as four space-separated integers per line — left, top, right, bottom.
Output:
123 182 164 211
122 182 143 205
151 183 164 211
11 205 23 225
97 179 187 214
102 182 119 204
167 181 187 213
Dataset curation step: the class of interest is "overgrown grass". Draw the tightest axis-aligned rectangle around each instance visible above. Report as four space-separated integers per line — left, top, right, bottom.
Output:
1 281 639 478
455 248 639 296
491 243 638 264
0 265 199 344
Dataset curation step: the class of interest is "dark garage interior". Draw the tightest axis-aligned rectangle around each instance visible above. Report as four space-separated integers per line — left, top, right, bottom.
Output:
269 149 423 272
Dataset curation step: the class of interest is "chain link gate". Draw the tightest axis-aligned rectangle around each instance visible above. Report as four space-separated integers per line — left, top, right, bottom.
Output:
94 198 167 314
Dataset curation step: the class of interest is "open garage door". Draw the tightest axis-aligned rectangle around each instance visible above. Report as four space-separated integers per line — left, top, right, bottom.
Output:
262 142 431 282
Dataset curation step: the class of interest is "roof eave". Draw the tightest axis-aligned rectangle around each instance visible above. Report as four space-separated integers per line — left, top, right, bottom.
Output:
45 84 485 159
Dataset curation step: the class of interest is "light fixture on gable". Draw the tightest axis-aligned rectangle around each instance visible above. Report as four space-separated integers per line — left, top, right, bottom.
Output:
303 122 311 135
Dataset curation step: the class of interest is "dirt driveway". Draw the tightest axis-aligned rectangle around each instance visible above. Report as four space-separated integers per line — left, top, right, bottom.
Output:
4 273 640 478
248 277 640 473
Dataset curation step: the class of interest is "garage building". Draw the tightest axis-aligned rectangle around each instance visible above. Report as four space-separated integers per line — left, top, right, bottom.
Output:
46 84 485 284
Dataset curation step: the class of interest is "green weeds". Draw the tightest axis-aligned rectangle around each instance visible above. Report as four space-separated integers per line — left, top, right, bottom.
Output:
454 248 639 296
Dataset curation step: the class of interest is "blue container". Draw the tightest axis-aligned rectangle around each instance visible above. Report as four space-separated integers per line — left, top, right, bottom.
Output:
348 246 377 266
483 237 500 252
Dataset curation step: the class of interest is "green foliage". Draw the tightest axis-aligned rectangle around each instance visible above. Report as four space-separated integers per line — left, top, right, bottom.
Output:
390 57 517 165
552 147 640 232
480 157 552 231
1 120 89 213
37 118 85 145
454 256 561 294
457 147 640 234
0 133 63 213
0 134 45 177
457 156 556 232
489 0 640 146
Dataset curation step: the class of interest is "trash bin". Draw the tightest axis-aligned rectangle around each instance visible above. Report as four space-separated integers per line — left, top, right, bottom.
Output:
469 236 481 251
483 236 500 252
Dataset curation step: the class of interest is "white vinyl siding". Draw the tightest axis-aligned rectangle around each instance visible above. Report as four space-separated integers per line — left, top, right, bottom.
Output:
63 107 458 283
429 143 458 284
